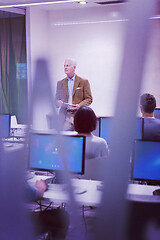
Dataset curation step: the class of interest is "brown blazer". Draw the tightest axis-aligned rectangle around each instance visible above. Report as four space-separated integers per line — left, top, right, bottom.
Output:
55 75 93 123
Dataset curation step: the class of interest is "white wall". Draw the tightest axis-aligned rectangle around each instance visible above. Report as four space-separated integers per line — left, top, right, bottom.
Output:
27 4 160 129
141 19 160 106
27 7 50 82
27 7 53 130
48 6 126 116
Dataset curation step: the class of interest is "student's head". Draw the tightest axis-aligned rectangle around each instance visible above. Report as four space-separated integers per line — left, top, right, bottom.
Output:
74 106 97 134
140 93 156 115
64 58 77 79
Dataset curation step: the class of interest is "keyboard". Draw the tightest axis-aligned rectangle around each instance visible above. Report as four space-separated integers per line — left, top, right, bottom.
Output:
35 171 55 177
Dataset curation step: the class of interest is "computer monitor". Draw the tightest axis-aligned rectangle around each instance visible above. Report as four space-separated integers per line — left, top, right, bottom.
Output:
131 140 160 185
99 117 113 143
29 133 86 175
136 117 144 139
0 114 11 138
99 117 143 143
92 117 100 137
154 108 160 119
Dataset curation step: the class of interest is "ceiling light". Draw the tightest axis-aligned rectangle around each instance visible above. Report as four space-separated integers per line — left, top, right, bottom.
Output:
78 1 87 4
0 0 79 9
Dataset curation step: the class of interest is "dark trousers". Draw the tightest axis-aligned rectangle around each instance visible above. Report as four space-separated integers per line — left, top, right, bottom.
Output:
30 208 70 239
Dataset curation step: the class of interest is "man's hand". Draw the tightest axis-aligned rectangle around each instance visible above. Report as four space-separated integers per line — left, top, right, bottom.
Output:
35 179 47 198
69 104 80 110
57 100 64 107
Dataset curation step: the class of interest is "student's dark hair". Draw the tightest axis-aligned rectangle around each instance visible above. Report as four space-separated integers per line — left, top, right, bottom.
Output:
74 106 97 133
140 93 156 113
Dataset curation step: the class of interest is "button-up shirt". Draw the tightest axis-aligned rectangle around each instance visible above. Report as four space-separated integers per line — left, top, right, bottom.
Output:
67 74 75 105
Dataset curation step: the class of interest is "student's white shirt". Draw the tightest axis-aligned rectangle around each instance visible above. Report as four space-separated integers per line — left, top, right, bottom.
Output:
85 135 109 159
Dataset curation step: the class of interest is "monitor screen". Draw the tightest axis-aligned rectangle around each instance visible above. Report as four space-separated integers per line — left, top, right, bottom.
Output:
100 117 143 142
136 117 144 139
29 133 85 174
92 117 100 137
131 140 160 184
0 114 10 138
99 117 113 143
154 108 160 119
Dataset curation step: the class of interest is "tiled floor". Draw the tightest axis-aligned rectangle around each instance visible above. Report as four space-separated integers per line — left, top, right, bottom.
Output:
66 206 97 240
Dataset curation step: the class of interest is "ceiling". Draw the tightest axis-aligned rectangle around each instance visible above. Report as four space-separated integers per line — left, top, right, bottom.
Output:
1 0 160 15
0 0 127 10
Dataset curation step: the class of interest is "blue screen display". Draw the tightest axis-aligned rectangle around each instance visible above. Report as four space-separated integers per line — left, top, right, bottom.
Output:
154 108 160 120
136 118 143 139
132 140 160 181
100 117 113 143
29 134 85 174
0 114 10 138
100 117 143 143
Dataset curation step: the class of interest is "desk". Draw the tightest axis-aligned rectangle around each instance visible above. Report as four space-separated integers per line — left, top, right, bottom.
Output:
127 183 160 203
29 174 160 205
28 177 160 240
45 179 102 206
2 141 25 153
29 176 103 207
126 183 160 240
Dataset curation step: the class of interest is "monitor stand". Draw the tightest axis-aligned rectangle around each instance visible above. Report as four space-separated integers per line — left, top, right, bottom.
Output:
54 171 66 184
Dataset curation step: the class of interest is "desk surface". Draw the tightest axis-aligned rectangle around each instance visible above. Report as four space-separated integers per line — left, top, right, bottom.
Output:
29 176 103 206
45 179 103 206
44 182 160 204
127 183 160 203
29 174 160 205
3 141 25 151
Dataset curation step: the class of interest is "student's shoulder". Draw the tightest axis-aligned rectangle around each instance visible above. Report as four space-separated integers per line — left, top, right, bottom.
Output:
92 135 107 144
145 118 160 122
144 118 160 129
148 118 160 124
154 118 160 126
154 117 160 122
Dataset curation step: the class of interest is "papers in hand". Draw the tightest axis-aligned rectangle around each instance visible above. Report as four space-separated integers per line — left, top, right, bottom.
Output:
63 102 77 107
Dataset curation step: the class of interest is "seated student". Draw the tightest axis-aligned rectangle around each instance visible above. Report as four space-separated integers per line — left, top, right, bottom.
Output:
25 179 47 202
74 106 109 159
26 180 69 239
140 93 160 140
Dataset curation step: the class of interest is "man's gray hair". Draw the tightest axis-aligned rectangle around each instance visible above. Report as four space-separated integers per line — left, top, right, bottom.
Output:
66 58 77 67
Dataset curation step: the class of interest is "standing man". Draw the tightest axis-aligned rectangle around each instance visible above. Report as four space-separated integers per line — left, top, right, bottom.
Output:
55 58 93 130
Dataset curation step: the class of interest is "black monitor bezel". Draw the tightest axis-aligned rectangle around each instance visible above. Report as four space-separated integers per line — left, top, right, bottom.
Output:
131 139 160 185
28 132 86 175
0 113 11 138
